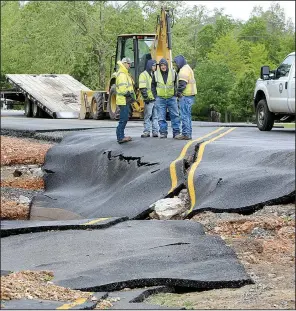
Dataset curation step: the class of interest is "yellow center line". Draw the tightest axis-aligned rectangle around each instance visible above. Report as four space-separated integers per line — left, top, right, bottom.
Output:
168 127 226 193
82 217 110 225
57 297 90 309
187 127 237 214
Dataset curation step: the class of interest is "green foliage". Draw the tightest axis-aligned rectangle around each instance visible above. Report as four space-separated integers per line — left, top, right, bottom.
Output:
228 69 258 121
1 1 294 121
194 60 234 119
207 32 247 77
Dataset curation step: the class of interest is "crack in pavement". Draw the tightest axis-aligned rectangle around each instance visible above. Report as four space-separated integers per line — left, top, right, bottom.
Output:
149 242 191 250
105 150 160 167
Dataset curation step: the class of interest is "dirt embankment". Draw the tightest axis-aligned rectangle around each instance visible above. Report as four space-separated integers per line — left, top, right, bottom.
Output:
1 135 295 309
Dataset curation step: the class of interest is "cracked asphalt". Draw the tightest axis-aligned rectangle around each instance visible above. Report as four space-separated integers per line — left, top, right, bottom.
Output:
1 111 295 307
23 125 295 220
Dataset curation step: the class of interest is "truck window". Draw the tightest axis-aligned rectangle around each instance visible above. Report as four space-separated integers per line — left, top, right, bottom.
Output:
138 39 154 74
123 38 134 63
277 55 295 78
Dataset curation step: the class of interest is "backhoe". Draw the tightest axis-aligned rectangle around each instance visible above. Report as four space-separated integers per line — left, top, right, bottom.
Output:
79 7 174 120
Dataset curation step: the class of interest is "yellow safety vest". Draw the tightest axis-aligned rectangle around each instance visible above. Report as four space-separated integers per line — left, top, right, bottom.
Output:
155 69 175 99
139 71 154 100
178 64 197 96
115 61 135 105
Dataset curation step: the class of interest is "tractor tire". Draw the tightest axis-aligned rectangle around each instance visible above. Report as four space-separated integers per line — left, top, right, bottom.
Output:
256 99 274 131
107 85 120 120
91 92 105 120
24 97 33 117
32 102 42 118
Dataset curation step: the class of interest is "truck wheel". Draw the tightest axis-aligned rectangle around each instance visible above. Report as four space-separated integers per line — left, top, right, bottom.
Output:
107 85 120 120
32 102 42 118
91 92 105 120
256 99 274 131
24 97 33 117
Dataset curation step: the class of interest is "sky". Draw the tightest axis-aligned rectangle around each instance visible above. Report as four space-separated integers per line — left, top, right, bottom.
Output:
184 1 295 23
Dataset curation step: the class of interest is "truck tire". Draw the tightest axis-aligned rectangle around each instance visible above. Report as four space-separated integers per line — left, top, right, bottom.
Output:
107 85 120 120
256 99 274 131
32 102 42 118
24 97 33 117
91 92 105 120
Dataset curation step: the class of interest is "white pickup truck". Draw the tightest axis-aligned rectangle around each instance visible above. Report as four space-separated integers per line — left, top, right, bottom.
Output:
253 52 295 130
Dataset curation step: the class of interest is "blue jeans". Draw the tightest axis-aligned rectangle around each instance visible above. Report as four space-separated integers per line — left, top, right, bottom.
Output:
143 101 158 134
116 104 130 141
156 96 180 136
179 96 194 138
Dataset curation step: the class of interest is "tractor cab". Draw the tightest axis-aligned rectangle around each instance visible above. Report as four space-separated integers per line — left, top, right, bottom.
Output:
112 34 156 88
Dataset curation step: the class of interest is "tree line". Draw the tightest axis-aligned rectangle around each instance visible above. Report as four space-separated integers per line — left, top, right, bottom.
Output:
1 1 295 121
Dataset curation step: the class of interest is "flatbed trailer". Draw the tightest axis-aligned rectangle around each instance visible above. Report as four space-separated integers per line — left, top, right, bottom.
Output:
5 74 91 118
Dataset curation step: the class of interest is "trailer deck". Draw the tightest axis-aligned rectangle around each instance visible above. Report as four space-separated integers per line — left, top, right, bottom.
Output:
5 74 91 118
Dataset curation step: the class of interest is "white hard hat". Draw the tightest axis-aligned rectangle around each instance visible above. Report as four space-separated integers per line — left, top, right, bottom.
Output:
122 57 132 64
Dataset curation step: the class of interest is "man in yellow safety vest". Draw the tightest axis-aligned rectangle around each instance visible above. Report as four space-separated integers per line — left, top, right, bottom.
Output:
115 57 135 144
139 59 159 138
151 58 182 139
173 55 197 140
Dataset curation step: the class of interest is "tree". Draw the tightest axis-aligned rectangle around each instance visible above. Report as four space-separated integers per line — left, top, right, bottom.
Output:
193 60 234 121
247 43 275 75
207 33 247 77
228 69 257 121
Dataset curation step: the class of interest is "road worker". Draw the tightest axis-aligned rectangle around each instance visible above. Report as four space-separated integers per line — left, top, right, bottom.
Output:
115 57 135 144
173 55 197 140
139 59 159 138
152 58 181 139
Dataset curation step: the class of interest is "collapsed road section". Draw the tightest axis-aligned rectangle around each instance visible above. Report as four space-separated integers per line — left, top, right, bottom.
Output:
1 220 252 291
30 127 295 221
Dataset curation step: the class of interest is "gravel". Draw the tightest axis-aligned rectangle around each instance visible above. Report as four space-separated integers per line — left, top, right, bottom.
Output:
1 187 43 201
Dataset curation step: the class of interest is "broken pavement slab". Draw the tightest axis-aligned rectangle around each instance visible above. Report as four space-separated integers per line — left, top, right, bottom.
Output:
186 128 295 216
29 127 295 221
1 220 253 292
30 128 217 220
0 217 128 237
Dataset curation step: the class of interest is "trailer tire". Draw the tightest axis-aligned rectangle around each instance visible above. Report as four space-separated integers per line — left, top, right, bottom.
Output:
107 85 120 120
91 92 105 120
32 102 42 118
256 99 274 131
24 98 33 117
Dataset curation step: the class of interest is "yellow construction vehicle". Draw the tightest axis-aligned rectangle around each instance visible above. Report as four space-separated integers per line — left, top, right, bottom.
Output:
79 7 174 120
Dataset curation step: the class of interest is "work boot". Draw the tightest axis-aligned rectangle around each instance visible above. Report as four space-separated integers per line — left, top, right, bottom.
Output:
118 136 132 144
141 132 150 138
159 133 167 138
173 134 183 140
152 133 159 137
174 134 191 140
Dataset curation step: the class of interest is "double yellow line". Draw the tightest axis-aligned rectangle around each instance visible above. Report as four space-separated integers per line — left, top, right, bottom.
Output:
169 127 236 214
169 127 226 193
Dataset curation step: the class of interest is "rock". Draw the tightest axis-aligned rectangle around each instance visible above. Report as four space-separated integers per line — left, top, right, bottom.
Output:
30 167 44 178
178 189 189 202
250 227 273 238
18 195 31 204
150 198 187 220
13 169 22 177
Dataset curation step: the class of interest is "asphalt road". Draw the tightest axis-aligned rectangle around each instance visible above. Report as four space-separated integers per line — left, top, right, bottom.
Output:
1 110 295 220
1 110 294 301
1 220 252 291
28 125 294 220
